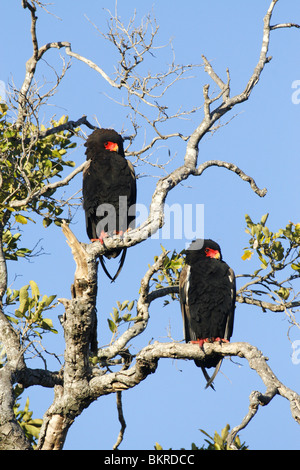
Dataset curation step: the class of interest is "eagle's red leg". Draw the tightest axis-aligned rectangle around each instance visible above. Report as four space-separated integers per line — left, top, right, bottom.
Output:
212 337 229 343
191 338 229 348
191 339 206 348
91 230 108 244
113 230 124 236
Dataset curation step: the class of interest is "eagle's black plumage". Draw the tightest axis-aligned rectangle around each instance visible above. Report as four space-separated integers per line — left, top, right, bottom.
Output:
82 128 136 281
179 239 236 389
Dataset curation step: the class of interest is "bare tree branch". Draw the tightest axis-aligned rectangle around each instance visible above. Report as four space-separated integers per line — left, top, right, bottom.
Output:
194 160 267 197
112 391 126 450
97 249 169 362
88 340 300 442
271 23 300 30
237 294 300 313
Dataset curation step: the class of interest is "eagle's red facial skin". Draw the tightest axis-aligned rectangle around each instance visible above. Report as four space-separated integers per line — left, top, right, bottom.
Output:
104 141 119 152
204 247 220 259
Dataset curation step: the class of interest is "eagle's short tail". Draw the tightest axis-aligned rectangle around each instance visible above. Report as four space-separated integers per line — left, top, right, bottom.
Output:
99 248 127 282
201 358 223 390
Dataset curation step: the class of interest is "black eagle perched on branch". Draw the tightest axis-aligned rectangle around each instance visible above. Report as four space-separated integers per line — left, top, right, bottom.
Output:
179 239 236 390
82 128 136 282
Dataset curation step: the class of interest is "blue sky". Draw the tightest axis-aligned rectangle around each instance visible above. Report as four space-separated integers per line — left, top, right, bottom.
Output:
1 0 300 450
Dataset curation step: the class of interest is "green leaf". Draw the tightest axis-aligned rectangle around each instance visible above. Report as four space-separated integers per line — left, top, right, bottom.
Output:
262 226 270 238
154 442 163 450
241 250 253 261
170 260 183 270
120 300 129 311
15 214 28 225
259 255 268 268
291 263 300 271
24 396 30 413
122 313 132 322
14 310 24 318
112 307 119 321
90 356 99 365
23 423 41 439
0 102 8 114
199 429 214 441
107 319 117 333
221 424 230 441
42 218 52 228
260 213 269 226
214 432 224 448
42 294 56 307
18 285 29 314
29 280 40 301
27 418 43 427
245 214 253 227
40 318 57 333
275 287 290 300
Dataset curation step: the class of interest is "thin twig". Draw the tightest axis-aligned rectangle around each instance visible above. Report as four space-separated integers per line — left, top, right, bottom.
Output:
112 391 126 450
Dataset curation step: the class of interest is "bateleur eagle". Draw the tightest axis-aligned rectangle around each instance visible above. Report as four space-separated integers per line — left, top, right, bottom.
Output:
82 128 136 281
179 239 236 389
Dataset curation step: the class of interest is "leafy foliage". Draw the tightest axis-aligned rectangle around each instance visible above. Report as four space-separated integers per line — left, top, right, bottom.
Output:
197 424 248 450
152 245 185 305
2 229 32 260
5 280 57 337
155 424 248 450
238 214 300 331
241 214 300 301
243 213 300 275
13 387 42 447
107 299 137 335
0 103 78 449
0 107 76 233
